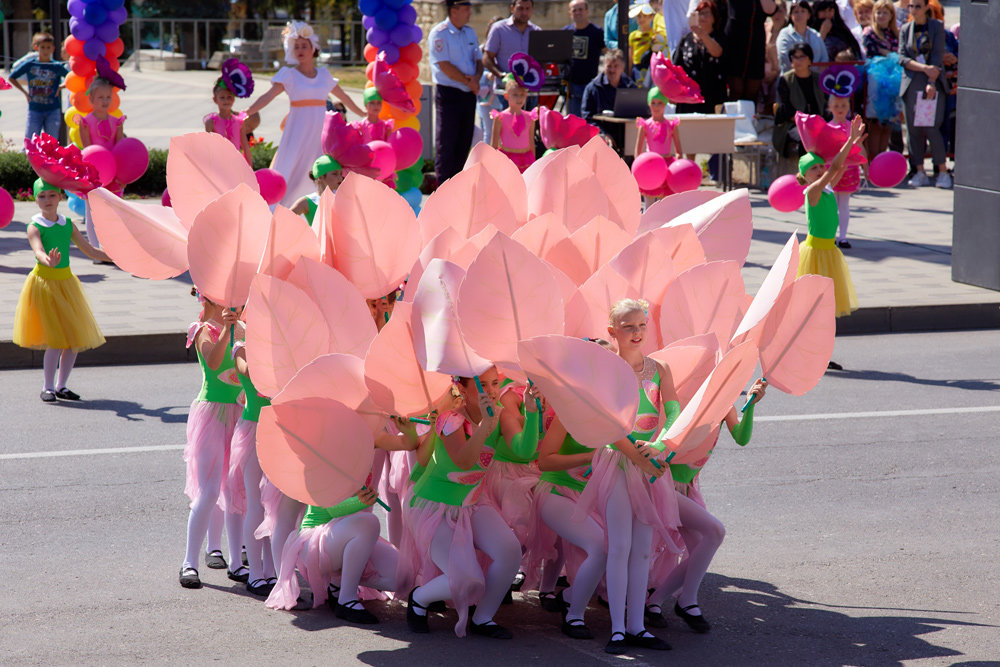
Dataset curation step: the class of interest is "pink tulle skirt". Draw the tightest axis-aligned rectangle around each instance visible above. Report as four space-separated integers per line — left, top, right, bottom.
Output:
395 499 489 637
573 447 682 553
266 512 394 610
380 450 414 500
183 400 240 511
478 460 540 545
226 418 257 515
254 477 304 541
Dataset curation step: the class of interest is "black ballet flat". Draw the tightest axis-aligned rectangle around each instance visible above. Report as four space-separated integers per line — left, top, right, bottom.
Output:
326 584 341 612
604 631 627 654
247 578 274 597
406 587 430 634
625 630 672 650
427 600 447 613
468 619 513 639
205 550 227 569
179 566 201 589
561 617 593 640
227 565 249 583
674 602 711 633
645 603 668 628
336 599 379 625
54 387 80 400
538 590 562 613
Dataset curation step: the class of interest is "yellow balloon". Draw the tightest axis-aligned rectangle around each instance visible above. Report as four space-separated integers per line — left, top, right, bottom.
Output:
110 108 123 119
68 127 81 147
396 116 420 131
64 106 80 130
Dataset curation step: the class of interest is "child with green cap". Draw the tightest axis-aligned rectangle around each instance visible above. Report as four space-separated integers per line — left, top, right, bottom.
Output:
13 179 113 402
290 155 344 226
796 114 866 321
353 88 394 143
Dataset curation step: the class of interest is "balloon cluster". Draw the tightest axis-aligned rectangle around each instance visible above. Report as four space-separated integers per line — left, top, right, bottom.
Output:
64 0 127 116
631 154 702 197
360 0 425 212
24 133 101 194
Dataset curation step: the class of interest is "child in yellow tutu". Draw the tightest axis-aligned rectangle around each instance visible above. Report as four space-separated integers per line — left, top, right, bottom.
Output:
796 115 866 320
13 179 111 402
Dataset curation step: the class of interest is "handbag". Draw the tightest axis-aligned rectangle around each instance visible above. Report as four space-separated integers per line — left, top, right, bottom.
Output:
913 92 937 127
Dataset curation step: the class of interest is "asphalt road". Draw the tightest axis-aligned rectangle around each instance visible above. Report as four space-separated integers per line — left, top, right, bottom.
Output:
1 330 998 666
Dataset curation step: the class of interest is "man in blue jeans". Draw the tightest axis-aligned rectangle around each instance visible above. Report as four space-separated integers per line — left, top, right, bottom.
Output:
9 33 69 141
563 0 605 117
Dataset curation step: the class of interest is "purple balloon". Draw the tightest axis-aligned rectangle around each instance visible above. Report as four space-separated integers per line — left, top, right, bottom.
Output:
83 3 108 26
382 43 400 65
108 6 127 25
397 4 416 24
70 18 96 41
389 23 413 47
68 0 87 18
409 25 423 44
95 20 120 43
83 38 107 61
101 0 125 10
362 15 375 30
367 27 389 48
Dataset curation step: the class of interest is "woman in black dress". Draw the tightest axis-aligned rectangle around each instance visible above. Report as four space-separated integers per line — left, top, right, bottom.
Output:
724 0 779 101
675 0 727 113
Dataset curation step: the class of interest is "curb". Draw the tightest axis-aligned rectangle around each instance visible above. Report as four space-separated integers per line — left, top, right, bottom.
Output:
1 302 998 370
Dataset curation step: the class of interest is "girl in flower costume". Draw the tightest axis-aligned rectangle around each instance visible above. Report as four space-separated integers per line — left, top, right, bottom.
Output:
490 77 537 172
205 59 255 164
353 88 394 143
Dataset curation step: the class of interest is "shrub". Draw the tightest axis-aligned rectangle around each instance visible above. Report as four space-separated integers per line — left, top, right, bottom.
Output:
129 147 168 196
0 150 37 195
251 140 277 171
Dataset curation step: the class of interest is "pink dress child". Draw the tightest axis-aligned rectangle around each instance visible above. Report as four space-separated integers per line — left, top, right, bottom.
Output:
636 116 680 196
353 117 394 143
204 111 248 153
490 108 538 172
76 112 125 151
828 120 861 193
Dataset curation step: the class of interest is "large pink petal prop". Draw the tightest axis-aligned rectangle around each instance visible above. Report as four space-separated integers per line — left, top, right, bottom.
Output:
257 397 374 507
638 190 721 235
331 173 420 299
186 183 271 307
456 232 565 365
758 274 835 395
403 226 464 303
545 215 632 286
418 163 517 243
661 341 758 463
87 188 188 279
374 52 416 114
517 335 638 448
794 112 866 165
257 205 321 280
245 273 332 397
659 260 746 349
412 259 492 377
649 336 719 405
364 302 454 417
321 112 376 173
666 189 753 265
286 257 377 358
577 136 642 235
608 230 679 302
564 264 664 353
538 106 600 149
731 233 800 348
526 149 608 230
166 133 257 228
276 353 385 433
312 187 338 265
464 143 528 225
543 258 579 307
650 52 705 104
511 213 567 258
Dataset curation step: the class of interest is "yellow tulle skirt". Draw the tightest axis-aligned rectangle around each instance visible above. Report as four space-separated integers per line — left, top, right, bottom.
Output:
12 264 106 351
797 235 858 318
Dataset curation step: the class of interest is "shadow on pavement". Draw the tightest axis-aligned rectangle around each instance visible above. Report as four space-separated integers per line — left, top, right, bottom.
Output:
54 398 188 423
827 367 1000 392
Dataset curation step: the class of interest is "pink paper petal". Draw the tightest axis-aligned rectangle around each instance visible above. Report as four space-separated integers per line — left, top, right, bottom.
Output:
285 257 378 358
510 212 567 258
275 352 386 433
650 52 705 104
364 301 454 416
311 187 338 266
794 112 866 165
649 338 719 406
456 232 565 365
166 133 258 228
403 226 465 303
374 53 416 114
257 204 321 280
638 190 721 235
245 273 332 397
564 264 664 353
186 183 272 307
412 259 492 377
419 163 518 243
331 173 421 299
545 215 632 286
659 260 746 349
758 274 836 395
666 189 753 265
542 258 579 307
577 136 642 235
608 230 680 302
257 397 374 507
517 335 638 448
87 188 188 279
525 149 608 230
731 233 800 348
464 143 528 225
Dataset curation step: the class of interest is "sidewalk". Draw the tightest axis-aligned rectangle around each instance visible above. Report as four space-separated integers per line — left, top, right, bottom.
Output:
1 180 996 368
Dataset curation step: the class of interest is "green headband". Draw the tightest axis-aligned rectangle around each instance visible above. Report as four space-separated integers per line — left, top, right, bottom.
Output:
647 86 668 105
798 152 824 177
363 88 382 105
311 155 343 179
33 178 60 199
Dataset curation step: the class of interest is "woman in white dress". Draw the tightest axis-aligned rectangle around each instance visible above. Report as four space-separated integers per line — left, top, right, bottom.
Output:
245 22 365 207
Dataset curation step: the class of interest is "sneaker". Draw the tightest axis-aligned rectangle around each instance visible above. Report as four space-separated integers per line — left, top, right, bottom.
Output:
936 172 953 189
908 171 931 187
54 387 81 400
40 390 57 403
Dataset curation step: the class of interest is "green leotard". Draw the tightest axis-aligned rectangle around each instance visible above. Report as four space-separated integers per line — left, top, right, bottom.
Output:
31 215 72 269
609 360 662 452
669 402 756 484
539 432 593 494
300 496 371 528
304 193 320 226
237 372 271 422
195 338 241 404
492 409 539 464
411 413 501 506
806 189 839 239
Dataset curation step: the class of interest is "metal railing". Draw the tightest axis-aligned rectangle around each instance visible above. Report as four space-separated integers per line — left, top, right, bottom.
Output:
2 18 368 71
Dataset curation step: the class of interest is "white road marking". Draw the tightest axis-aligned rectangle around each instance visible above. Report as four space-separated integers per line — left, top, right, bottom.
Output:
0 444 184 460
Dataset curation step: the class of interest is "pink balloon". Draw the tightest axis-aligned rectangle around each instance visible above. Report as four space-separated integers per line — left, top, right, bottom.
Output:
388 127 422 170
81 145 117 187
868 150 907 188
255 168 287 205
768 174 806 212
631 152 668 191
160 189 171 207
367 140 398 181
0 186 14 229
666 158 701 193
111 137 149 184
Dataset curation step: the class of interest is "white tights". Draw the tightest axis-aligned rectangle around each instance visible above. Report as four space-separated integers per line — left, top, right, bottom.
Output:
649 491 725 611
43 348 77 392
413 506 521 625
183 442 242 570
836 192 851 242
604 472 654 635
243 450 274 581
322 512 397 602
540 492 606 621
270 494 304 580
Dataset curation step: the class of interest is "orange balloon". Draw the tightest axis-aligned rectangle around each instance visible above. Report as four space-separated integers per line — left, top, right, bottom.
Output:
65 72 86 93
405 79 422 103
110 90 121 113
107 39 125 59
364 43 378 63
365 80 375 89
366 61 375 82
64 36 84 58
72 91 93 113
394 60 418 83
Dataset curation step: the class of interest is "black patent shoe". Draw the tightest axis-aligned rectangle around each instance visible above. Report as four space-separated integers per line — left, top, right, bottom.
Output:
538 590 562 613
625 630 672 650
561 617 593 639
406 587 430 633
645 603 668 628
674 602 711 633
605 631 627 654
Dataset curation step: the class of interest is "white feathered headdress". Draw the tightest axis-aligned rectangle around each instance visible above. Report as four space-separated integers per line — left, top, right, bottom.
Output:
283 21 320 65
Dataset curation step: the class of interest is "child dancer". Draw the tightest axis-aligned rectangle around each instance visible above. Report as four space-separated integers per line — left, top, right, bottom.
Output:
353 88 393 143
13 179 110 402
290 155 344 226
797 115 865 320
178 298 245 589
489 78 537 173
644 379 767 633
635 87 684 198
400 369 522 639
205 71 253 164
77 70 126 251
574 298 680 654
826 95 863 248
